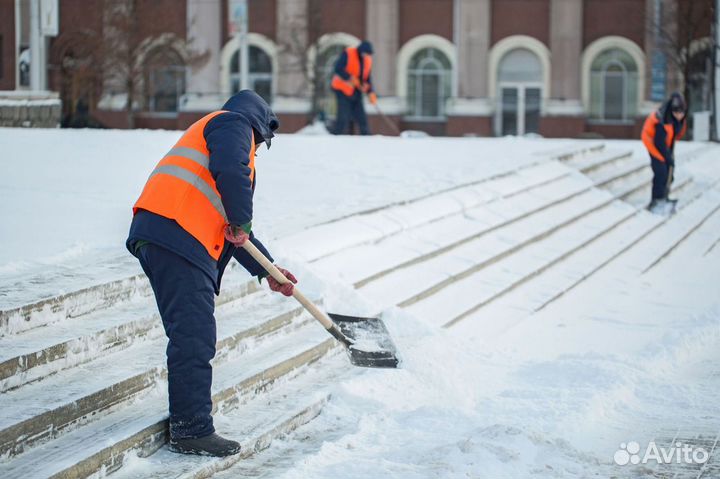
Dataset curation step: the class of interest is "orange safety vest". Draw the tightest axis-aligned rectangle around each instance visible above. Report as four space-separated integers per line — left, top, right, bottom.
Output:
133 111 256 260
331 47 372 97
641 111 686 162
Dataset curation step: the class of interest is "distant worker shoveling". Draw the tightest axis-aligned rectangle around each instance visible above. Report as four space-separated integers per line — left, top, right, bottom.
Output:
641 92 687 216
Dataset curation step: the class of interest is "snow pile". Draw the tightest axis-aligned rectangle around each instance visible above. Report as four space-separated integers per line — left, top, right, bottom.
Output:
229 242 720 478
296 120 331 135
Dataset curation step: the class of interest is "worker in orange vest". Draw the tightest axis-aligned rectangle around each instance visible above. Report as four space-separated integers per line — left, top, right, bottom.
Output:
641 92 687 213
126 90 296 457
331 40 377 135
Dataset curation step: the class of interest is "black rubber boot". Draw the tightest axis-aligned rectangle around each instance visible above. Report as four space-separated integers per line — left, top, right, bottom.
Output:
169 432 241 457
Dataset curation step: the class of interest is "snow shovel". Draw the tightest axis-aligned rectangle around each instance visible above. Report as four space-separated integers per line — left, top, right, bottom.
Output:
241 241 400 368
373 104 401 136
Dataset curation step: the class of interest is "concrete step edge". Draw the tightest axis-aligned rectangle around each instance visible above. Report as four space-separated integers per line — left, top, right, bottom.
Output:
443 203 636 328
0 280 264 393
0 269 259 338
0 332 338 478
106 353 349 479
0 299 319 459
354 175 594 288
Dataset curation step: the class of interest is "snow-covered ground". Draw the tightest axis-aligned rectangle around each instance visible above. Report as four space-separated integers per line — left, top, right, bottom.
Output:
0 128 571 308
1 128 718 478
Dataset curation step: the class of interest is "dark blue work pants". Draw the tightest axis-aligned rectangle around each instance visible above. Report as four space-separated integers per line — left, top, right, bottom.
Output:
137 243 216 439
332 90 369 135
650 156 673 200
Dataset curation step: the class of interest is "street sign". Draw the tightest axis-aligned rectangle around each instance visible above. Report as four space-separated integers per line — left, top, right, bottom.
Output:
40 0 58 37
228 0 247 36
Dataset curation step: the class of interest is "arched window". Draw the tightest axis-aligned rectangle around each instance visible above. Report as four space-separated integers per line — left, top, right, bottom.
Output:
498 48 542 84
230 45 273 103
144 48 185 113
407 48 452 119
315 44 346 120
590 49 638 121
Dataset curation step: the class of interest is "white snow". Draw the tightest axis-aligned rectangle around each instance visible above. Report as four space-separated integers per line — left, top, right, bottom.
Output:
0 128 570 308
1 126 719 478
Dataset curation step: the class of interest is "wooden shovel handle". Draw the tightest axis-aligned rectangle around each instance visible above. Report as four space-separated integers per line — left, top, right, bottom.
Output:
241 241 351 346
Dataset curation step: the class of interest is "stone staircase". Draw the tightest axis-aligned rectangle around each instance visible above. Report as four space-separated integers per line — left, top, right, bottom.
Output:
1 141 719 478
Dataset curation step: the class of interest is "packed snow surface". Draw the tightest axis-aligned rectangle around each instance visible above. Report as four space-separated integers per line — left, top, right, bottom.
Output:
0 128 572 307
1 127 718 478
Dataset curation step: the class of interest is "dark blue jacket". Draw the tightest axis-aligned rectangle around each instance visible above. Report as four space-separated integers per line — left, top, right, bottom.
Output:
653 92 687 165
127 90 279 293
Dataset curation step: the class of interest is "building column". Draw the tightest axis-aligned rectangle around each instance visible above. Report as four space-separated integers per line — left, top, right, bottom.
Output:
29 0 46 90
548 0 583 113
186 0 221 97
456 0 490 98
276 0 308 98
365 0 398 97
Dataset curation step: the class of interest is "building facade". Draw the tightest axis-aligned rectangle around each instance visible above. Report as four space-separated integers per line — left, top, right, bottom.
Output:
0 0 711 137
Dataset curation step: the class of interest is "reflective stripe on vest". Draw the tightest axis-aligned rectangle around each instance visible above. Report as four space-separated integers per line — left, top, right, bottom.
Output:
331 47 372 97
133 110 256 260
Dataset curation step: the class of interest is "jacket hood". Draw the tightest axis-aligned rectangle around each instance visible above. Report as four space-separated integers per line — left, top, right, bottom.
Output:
660 91 686 124
222 90 279 147
357 40 374 55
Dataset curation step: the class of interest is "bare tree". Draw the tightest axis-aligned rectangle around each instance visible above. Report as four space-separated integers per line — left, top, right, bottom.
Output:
276 0 325 124
652 0 714 110
99 0 209 128
307 0 329 123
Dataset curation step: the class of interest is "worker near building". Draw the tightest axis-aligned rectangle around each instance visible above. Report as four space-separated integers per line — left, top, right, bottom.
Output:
126 90 297 457
641 92 687 213
331 40 377 135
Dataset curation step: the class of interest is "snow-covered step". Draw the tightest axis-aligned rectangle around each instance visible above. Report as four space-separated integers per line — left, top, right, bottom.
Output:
621 173 693 208
455 209 665 338
650 203 720 270
542 141 605 162
0 322 338 479
274 159 574 263
0 264 258 338
564 148 633 174
593 186 720 279
590 157 647 189
359 188 614 311
0 273 152 337
510 179 720 321
108 353 351 479
0 291 316 459
638 187 720 274
0 276 259 393
315 173 593 287
605 167 652 198
405 200 635 328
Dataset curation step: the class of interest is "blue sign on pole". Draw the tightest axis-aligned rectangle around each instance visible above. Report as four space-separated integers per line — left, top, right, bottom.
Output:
650 50 667 102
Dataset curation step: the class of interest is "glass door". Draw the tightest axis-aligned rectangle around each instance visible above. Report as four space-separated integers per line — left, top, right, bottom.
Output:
524 87 541 134
501 86 519 136
499 84 542 136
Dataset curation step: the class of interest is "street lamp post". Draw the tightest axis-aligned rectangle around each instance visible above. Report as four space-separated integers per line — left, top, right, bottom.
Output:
715 0 720 140
230 0 249 93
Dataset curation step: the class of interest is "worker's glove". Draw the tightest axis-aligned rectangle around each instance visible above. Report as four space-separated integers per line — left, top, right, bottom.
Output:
266 267 297 297
224 223 250 247
351 76 362 89
368 92 377 105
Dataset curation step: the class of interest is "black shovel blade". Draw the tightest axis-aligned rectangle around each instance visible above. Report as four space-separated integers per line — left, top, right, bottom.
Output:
328 313 400 368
